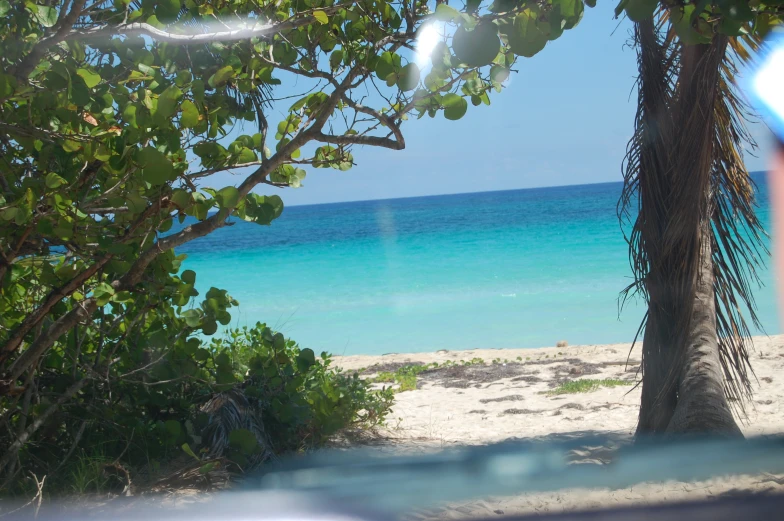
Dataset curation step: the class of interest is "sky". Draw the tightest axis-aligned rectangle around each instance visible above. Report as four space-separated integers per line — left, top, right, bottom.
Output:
212 1 777 206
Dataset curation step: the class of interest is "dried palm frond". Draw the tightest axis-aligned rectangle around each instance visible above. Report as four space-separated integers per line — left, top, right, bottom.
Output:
618 15 681 433
200 388 272 467
618 13 767 432
709 30 767 407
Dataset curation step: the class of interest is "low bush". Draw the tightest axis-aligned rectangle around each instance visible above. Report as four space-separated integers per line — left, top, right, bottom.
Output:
0 315 394 497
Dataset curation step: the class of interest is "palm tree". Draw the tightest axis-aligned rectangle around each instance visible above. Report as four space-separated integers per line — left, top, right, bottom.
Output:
618 13 768 436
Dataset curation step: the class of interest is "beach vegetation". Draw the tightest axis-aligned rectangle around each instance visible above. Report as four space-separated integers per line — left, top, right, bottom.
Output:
0 0 595 492
1 321 393 496
368 358 486 392
546 378 631 396
0 0 590 491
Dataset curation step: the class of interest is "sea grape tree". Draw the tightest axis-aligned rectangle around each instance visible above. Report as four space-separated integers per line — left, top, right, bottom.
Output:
0 0 588 485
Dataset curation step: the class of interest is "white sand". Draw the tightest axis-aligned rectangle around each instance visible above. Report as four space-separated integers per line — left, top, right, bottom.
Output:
334 335 784 518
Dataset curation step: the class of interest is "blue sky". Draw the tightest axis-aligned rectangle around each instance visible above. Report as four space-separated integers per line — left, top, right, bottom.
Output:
213 1 776 206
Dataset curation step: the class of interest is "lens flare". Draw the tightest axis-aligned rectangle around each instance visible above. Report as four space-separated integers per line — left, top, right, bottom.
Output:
414 23 442 69
753 47 784 142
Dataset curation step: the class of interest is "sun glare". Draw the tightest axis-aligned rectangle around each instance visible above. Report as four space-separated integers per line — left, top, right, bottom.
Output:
754 47 784 132
415 23 442 69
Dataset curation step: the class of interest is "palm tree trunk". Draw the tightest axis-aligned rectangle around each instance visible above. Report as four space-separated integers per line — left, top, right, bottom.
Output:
665 223 743 436
634 33 742 437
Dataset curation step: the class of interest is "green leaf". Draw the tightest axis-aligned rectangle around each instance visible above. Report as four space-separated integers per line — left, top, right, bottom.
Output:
69 76 90 106
45 173 66 189
228 429 258 454
209 66 235 88
452 22 500 67
180 99 200 128
0 73 17 99
375 51 396 80
164 420 183 439
434 4 460 21
244 194 284 225
216 186 240 209
61 139 81 153
215 352 231 368
137 147 175 186
442 93 468 120
237 147 257 163
614 0 629 17
76 68 101 89
397 63 420 91
313 10 328 24
199 462 219 474
1 207 19 221
490 65 510 83
503 11 548 57
155 84 183 123
296 348 317 372
182 443 199 460
329 49 344 70
671 5 710 44
0 1 10 17
181 270 196 284
623 0 657 22
123 104 138 128
155 0 182 23
554 0 585 27
33 5 58 27
202 319 218 335
93 282 115 306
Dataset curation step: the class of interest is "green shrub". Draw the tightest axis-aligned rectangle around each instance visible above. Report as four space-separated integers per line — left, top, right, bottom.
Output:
0 318 394 496
209 323 395 453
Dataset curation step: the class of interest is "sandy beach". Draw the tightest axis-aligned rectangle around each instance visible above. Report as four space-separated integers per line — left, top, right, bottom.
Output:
333 335 784 518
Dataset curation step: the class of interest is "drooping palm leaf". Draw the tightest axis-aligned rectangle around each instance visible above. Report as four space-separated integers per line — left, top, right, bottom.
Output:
709 32 768 407
618 13 767 431
618 15 682 433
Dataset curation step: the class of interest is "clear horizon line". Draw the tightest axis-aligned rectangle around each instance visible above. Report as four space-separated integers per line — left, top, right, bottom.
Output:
283 169 768 209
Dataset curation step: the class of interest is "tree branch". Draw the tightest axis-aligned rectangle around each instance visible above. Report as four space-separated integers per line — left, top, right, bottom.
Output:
188 161 266 180
314 131 404 150
0 377 88 475
69 18 314 45
12 0 87 79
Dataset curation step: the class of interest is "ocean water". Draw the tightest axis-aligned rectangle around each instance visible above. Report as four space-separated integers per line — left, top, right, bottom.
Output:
178 173 778 356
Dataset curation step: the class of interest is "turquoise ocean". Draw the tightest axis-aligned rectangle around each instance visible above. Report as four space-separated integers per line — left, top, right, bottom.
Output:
178 172 779 356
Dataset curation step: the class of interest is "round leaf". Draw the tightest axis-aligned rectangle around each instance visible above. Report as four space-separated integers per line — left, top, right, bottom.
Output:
34 5 58 27
209 66 235 88
452 23 500 67
76 68 101 89
397 63 421 91
164 420 183 439
442 93 468 120
313 10 328 24
137 147 175 186
155 0 182 23
216 186 240 209
181 100 200 128
434 4 460 21
623 0 658 22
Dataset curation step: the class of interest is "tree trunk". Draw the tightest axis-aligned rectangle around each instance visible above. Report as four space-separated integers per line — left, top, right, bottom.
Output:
635 34 742 437
665 226 743 437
